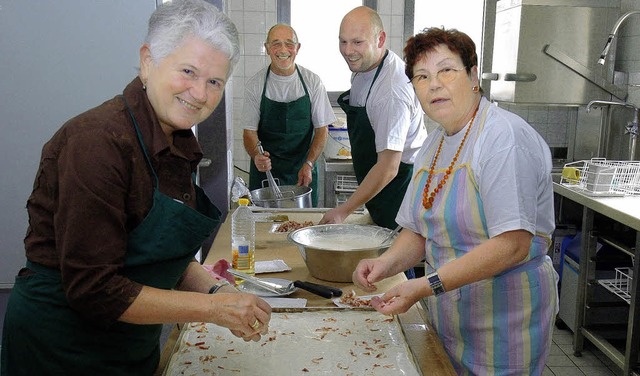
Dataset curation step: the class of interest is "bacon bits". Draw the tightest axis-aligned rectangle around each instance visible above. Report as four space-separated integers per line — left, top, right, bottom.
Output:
276 220 314 232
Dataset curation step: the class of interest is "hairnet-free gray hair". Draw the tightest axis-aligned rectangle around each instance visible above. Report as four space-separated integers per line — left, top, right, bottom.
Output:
145 0 240 75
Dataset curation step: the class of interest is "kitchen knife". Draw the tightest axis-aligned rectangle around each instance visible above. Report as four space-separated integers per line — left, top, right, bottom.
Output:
293 280 342 299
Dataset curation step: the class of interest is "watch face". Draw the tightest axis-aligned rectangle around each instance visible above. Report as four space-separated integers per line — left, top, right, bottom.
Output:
427 273 444 296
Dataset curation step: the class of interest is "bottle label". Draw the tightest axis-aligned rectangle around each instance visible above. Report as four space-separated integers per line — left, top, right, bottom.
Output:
238 244 249 256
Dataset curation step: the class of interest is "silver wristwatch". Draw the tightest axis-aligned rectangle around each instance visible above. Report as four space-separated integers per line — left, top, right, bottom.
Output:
426 272 446 296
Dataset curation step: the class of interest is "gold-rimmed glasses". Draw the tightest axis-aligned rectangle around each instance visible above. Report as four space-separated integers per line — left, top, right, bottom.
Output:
409 67 466 88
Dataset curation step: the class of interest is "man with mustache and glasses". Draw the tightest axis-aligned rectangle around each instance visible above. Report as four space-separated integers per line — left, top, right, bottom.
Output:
243 24 336 207
320 7 427 279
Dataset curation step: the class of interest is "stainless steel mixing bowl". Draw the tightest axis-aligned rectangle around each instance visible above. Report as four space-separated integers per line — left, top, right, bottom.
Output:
287 224 396 282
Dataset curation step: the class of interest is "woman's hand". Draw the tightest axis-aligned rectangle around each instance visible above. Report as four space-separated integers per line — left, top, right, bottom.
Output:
370 278 428 315
209 292 272 342
352 257 392 292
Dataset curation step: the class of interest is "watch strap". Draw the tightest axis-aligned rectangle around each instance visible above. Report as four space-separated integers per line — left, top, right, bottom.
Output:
208 279 231 294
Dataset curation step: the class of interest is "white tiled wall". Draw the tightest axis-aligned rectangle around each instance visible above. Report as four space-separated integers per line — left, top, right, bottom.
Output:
226 0 276 181
497 104 576 150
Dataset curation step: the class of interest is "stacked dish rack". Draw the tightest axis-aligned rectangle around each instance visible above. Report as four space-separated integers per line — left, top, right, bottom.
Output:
560 158 640 197
598 267 633 304
334 175 365 212
334 174 359 193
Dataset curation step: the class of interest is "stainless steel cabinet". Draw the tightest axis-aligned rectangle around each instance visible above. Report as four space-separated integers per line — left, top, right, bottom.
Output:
487 0 619 105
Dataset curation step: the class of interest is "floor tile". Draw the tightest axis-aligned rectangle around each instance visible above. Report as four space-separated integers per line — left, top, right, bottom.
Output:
549 366 585 375
579 367 617 376
552 330 575 345
557 343 577 356
549 343 564 356
569 351 608 368
546 354 576 367
547 326 626 376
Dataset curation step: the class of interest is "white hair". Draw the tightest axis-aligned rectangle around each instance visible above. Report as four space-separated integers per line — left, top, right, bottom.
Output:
145 0 240 74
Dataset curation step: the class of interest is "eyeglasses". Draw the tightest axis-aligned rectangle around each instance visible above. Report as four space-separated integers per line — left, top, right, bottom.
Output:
267 41 297 50
409 67 466 87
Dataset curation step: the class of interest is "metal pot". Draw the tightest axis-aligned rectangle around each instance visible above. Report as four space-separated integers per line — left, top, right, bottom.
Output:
250 185 312 208
287 224 395 282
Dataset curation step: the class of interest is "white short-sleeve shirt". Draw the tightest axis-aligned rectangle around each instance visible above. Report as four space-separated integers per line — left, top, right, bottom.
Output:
242 65 337 131
347 50 427 164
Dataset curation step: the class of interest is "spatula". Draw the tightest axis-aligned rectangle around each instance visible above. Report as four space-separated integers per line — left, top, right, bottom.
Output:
228 269 295 295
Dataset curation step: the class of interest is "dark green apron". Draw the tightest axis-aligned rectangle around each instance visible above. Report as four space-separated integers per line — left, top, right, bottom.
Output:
248 66 318 206
337 51 413 230
1 97 221 376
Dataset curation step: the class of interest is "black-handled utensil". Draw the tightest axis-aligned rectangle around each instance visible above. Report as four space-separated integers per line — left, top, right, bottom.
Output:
293 280 341 299
299 281 343 297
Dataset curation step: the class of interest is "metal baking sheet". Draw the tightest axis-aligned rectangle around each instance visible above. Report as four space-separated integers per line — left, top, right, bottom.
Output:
164 308 422 376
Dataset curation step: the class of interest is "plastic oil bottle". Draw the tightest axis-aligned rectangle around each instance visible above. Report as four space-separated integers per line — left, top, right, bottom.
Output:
231 198 255 282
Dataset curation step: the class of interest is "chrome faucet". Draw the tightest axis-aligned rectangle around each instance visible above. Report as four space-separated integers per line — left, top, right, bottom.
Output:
597 10 640 65
587 100 639 160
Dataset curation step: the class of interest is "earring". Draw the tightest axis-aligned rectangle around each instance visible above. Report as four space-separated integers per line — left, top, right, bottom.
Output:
472 85 479 92
142 83 147 91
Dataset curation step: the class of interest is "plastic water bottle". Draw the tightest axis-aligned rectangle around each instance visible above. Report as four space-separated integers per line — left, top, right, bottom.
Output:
231 198 255 279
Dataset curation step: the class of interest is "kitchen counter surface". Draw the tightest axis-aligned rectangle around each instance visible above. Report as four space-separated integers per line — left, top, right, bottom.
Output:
158 209 456 375
553 182 640 231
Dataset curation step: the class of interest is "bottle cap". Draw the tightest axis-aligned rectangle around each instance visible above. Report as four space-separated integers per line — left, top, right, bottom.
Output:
238 198 250 206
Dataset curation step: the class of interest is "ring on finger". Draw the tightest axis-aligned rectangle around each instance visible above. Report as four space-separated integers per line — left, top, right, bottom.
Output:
250 319 260 329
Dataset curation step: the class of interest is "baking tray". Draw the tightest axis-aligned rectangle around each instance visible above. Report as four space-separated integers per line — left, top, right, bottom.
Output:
163 308 422 376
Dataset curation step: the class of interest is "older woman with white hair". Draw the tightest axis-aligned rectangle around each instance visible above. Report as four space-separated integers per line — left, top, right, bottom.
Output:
1 1 271 374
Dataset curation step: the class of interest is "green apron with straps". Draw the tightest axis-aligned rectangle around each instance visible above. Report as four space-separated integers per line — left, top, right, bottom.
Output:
1 96 221 376
337 51 413 230
248 66 318 206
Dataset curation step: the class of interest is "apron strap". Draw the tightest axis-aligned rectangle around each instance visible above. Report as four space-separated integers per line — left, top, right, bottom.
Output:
120 95 159 188
365 49 388 105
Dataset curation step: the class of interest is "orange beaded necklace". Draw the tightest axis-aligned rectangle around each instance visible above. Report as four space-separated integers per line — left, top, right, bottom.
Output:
422 104 480 210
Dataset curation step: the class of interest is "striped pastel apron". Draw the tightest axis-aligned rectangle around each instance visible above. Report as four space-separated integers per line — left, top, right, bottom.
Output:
410 104 558 375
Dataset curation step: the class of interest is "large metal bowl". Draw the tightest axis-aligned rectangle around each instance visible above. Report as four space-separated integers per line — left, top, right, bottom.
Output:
287 224 396 282
250 185 312 208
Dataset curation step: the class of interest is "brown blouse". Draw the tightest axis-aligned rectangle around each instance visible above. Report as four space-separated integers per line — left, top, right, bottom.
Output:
23 77 204 327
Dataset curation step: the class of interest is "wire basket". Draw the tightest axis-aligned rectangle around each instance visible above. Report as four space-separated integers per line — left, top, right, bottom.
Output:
560 159 640 196
335 174 359 192
598 267 633 304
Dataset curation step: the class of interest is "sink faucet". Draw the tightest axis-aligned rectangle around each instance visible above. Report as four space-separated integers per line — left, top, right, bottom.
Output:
597 10 640 65
587 100 639 160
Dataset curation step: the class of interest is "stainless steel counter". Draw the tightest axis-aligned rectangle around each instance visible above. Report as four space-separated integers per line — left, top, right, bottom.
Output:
553 182 640 232
553 182 640 375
